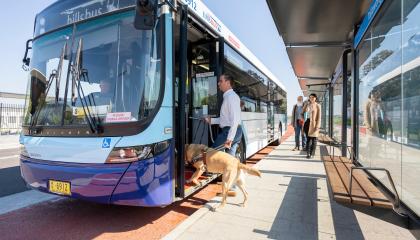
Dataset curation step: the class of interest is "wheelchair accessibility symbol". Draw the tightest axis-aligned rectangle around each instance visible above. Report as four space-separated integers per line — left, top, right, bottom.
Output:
102 138 111 148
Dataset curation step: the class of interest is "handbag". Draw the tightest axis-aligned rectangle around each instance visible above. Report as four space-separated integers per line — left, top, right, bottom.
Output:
298 119 304 127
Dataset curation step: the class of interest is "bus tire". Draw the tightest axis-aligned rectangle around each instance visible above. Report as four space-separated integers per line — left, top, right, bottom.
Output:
236 138 246 163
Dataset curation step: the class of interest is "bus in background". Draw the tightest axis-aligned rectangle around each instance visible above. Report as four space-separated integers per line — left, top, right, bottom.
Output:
20 0 287 207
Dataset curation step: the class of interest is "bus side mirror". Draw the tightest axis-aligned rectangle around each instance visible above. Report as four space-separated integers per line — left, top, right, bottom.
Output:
134 0 158 30
22 39 33 71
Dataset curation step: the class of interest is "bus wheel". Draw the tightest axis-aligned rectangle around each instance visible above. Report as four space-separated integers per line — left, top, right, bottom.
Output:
236 139 246 163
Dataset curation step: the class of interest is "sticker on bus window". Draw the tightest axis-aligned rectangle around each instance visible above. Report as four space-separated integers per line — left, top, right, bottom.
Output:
72 105 109 117
105 112 132 123
196 72 214 78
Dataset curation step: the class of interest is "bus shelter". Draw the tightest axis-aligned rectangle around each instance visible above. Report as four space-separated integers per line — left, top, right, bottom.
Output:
267 0 420 223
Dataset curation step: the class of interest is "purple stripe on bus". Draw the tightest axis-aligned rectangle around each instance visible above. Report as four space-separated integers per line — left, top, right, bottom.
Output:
19 143 174 206
20 157 130 204
110 145 174 206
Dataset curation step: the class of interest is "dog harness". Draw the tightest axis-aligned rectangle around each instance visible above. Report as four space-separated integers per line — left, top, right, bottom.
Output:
190 146 209 165
189 144 226 171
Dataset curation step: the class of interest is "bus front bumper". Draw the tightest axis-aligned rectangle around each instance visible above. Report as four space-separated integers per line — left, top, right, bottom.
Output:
19 146 173 207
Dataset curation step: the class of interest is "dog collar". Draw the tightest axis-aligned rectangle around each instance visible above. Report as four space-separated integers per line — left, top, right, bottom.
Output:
190 146 209 165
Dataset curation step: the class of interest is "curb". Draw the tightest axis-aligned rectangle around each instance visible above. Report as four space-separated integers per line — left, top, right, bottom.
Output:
161 197 222 240
0 190 59 215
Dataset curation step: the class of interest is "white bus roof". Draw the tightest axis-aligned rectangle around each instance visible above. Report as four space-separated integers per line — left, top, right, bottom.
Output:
180 0 286 91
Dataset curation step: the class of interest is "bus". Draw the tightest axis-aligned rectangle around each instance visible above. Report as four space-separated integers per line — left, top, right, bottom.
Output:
20 0 287 207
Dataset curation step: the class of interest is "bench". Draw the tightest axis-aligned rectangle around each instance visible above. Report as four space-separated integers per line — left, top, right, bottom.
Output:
320 146 395 209
318 133 334 143
318 133 354 160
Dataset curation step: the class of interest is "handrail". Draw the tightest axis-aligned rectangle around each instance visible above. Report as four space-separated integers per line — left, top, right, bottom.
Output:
189 116 215 143
330 142 353 162
323 136 354 163
349 166 403 215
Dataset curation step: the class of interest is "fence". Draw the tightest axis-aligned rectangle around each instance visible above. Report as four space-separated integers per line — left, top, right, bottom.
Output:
0 103 25 135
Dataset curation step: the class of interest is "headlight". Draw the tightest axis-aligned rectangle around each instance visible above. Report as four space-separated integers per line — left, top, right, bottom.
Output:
20 145 30 158
105 140 170 164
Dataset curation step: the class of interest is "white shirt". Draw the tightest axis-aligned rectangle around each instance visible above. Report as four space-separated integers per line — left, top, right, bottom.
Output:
211 89 241 141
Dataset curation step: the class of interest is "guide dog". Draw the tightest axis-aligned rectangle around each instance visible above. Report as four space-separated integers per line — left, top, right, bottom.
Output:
185 144 261 209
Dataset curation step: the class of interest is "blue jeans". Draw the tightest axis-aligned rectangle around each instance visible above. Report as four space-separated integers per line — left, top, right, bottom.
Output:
294 121 306 149
212 126 243 156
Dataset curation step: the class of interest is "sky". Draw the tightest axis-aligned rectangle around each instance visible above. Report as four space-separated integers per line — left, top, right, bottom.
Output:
0 1 56 94
201 0 301 115
0 0 301 116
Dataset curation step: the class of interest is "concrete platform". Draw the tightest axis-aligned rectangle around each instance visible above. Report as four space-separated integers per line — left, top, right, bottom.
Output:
163 137 417 240
0 134 20 150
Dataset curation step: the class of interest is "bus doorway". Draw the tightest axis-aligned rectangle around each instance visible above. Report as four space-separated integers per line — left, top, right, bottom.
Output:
174 6 223 198
182 40 224 197
189 40 221 146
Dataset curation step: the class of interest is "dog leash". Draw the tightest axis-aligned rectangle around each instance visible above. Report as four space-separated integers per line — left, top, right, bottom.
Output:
189 116 215 143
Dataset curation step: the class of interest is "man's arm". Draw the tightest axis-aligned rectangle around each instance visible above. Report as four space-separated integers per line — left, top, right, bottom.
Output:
210 117 220 125
226 95 241 143
204 116 219 125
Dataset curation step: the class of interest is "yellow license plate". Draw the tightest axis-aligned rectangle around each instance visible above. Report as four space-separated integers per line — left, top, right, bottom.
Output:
48 180 71 196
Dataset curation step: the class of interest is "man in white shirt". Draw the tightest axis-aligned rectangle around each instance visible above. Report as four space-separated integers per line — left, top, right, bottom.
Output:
205 73 242 197
206 73 243 156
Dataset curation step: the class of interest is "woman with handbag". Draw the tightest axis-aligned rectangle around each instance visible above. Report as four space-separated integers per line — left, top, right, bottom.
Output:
291 96 306 151
303 93 321 159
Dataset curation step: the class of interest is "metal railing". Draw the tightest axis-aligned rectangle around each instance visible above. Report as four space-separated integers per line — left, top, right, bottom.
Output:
0 103 25 135
330 141 354 162
319 132 354 161
349 166 405 216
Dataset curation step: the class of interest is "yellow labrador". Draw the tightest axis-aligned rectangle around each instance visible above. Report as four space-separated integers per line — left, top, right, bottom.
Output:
185 144 261 209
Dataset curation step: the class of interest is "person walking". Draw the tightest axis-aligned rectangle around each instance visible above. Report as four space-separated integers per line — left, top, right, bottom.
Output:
205 73 242 196
291 96 306 151
303 93 321 159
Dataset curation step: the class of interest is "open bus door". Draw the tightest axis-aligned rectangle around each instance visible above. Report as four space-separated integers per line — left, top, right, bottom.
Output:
189 39 222 146
175 4 223 199
182 38 224 197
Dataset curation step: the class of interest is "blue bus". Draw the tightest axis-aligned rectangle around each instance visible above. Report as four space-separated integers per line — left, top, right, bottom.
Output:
20 0 287 207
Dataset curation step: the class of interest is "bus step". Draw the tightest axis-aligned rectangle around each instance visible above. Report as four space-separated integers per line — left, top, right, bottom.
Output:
184 173 220 198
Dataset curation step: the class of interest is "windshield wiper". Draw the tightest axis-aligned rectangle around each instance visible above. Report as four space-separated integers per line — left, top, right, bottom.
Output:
71 38 102 133
30 42 67 130
55 42 66 103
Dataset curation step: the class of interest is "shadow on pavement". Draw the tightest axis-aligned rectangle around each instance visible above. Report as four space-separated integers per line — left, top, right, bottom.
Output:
0 166 28 197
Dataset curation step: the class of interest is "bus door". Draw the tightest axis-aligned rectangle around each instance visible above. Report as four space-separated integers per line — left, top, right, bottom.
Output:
178 39 223 198
174 4 223 199
189 39 222 146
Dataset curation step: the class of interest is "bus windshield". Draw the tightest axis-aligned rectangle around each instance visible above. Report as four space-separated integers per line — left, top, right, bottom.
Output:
24 11 162 131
